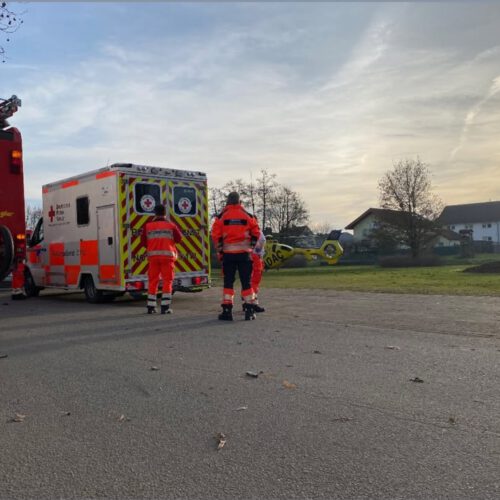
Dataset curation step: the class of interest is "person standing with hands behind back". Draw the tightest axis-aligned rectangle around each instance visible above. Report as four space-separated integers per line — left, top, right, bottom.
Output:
211 191 261 321
142 204 182 315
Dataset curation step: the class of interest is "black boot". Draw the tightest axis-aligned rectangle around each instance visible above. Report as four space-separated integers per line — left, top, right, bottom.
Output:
254 304 265 313
161 305 172 315
147 306 156 314
218 305 233 321
243 303 256 321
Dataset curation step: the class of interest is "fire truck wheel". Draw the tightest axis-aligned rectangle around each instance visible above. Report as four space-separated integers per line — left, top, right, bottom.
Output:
0 225 14 282
24 268 41 297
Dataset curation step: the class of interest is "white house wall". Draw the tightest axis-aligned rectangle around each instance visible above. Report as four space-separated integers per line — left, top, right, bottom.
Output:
352 215 378 242
446 221 500 243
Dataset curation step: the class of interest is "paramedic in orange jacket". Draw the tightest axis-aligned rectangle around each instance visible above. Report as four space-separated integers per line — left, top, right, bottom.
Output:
211 191 261 321
143 204 182 314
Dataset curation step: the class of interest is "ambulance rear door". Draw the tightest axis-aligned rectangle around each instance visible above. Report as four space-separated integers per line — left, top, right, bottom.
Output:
168 179 210 288
118 173 165 285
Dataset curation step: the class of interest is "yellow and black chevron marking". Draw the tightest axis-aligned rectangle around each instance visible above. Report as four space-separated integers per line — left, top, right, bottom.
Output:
168 180 209 274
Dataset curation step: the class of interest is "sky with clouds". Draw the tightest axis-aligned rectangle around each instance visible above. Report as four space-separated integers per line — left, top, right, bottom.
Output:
2 2 500 229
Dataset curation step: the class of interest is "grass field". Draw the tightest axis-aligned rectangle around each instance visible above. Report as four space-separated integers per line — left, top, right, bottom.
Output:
211 256 500 296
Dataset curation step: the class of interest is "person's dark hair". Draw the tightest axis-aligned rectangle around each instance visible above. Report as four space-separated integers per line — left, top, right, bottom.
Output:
154 204 166 216
227 191 240 205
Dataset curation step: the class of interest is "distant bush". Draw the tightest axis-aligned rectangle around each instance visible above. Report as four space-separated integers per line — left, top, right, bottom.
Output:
378 255 442 268
463 262 500 274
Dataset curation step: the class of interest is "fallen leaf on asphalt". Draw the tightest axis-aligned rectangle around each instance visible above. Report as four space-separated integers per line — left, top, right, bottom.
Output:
150 366 160 371
448 416 456 425
216 432 227 450
246 371 259 378
282 380 297 389
0 354 8 359
118 414 130 422
410 377 424 383
12 413 26 423
234 406 248 411
313 350 322 354
385 346 401 350
332 417 352 423
60 411 71 416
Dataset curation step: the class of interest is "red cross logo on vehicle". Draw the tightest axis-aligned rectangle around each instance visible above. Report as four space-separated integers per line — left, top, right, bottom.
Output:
140 194 156 212
48 205 55 222
178 197 192 214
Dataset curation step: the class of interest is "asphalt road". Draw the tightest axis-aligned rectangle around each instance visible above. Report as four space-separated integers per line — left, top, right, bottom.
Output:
1 286 499 500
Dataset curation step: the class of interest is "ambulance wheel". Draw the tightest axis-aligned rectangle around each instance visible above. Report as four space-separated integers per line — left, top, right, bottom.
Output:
24 269 41 297
129 291 145 301
83 275 105 304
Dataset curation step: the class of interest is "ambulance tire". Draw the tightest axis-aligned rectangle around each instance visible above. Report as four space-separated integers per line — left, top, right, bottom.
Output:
129 291 145 301
24 268 41 297
0 225 14 283
83 275 108 304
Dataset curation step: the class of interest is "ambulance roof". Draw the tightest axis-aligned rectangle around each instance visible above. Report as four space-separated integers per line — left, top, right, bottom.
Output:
42 163 207 190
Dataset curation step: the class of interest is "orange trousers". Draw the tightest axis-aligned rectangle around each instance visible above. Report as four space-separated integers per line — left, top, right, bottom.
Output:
147 257 175 295
251 253 264 294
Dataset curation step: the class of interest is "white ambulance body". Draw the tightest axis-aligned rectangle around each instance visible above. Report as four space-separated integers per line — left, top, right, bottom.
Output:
26 163 210 302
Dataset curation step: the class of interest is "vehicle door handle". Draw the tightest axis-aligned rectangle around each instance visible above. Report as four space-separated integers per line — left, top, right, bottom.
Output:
107 237 113 245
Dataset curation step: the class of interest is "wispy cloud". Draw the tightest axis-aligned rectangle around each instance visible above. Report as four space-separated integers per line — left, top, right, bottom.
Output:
5 3 500 226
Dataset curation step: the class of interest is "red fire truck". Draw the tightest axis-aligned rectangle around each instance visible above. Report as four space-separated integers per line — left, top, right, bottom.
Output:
0 95 26 296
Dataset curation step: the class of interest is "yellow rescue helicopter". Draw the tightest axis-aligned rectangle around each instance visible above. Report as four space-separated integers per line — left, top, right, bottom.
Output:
263 230 343 270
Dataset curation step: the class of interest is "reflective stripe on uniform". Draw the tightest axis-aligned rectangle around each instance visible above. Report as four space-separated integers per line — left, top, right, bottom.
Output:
147 294 156 307
242 288 255 304
222 287 234 305
223 241 251 252
160 293 172 306
147 250 177 257
148 230 174 239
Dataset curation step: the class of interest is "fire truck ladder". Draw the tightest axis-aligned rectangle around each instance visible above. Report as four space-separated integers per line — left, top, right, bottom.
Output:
0 95 21 128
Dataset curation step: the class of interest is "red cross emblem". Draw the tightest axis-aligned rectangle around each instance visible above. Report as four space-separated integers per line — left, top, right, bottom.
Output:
178 197 192 214
48 205 55 222
144 198 153 209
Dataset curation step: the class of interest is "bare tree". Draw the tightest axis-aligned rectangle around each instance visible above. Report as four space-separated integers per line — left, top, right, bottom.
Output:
1 2 24 63
208 187 226 220
311 221 333 237
211 169 310 235
255 169 277 232
378 158 443 258
269 185 309 235
25 203 42 230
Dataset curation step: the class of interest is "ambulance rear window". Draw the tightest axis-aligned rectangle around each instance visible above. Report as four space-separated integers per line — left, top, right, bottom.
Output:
77 196 90 225
134 183 161 214
173 186 197 216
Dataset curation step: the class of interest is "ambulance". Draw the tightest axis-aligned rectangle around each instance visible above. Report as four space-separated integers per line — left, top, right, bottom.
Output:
25 163 210 302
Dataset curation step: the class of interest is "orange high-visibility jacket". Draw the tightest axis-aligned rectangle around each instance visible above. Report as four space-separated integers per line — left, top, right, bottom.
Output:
144 218 182 259
211 204 260 254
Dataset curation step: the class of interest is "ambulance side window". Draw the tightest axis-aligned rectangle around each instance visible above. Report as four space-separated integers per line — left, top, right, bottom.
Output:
173 186 197 216
29 217 44 246
134 183 161 214
76 196 90 226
